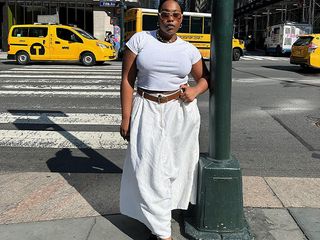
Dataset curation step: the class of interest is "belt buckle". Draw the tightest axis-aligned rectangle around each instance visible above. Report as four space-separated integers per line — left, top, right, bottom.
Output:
157 94 168 104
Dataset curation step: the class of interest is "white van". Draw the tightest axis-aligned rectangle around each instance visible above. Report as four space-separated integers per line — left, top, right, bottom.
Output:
264 22 312 55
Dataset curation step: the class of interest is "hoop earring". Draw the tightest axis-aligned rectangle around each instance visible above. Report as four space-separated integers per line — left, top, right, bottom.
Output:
180 24 182 29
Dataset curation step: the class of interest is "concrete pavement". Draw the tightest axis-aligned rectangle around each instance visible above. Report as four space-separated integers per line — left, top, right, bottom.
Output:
0 172 320 239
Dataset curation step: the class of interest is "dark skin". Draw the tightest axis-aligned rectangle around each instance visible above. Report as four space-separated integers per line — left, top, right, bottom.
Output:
120 0 210 144
120 4 209 237
157 1 182 42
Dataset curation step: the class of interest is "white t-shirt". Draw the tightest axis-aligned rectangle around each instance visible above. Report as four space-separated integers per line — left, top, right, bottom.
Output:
126 30 202 91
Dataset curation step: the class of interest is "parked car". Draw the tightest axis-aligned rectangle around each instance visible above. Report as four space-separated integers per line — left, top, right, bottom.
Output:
290 34 320 69
7 24 116 66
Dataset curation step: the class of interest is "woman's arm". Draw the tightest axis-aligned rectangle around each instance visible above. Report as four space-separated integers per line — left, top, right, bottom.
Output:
120 48 137 141
180 58 210 102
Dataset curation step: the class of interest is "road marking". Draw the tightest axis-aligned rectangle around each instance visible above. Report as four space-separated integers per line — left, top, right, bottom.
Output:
0 130 127 149
22 65 122 69
1 70 121 74
0 90 120 97
243 56 265 60
0 79 120 84
1 84 120 90
11 68 122 72
241 56 290 61
0 112 121 125
0 74 121 79
233 77 320 86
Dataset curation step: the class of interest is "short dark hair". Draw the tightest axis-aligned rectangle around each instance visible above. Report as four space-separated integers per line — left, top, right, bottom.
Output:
158 0 184 14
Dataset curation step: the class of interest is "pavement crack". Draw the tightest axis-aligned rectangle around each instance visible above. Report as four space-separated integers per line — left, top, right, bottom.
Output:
85 217 97 240
287 209 310 240
263 177 285 208
264 111 315 151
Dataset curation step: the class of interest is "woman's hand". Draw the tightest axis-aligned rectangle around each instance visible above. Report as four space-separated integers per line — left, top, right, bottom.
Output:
120 118 130 141
179 84 199 102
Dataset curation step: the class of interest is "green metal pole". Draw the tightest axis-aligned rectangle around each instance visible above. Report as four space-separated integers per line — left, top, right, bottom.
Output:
209 0 233 160
184 1 250 239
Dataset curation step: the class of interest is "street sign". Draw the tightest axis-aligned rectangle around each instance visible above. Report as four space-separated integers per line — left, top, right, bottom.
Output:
100 0 117 7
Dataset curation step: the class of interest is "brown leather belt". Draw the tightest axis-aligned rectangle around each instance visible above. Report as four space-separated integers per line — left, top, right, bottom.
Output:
137 88 181 104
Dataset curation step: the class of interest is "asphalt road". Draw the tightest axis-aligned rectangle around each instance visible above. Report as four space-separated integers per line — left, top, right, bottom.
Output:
0 55 319 180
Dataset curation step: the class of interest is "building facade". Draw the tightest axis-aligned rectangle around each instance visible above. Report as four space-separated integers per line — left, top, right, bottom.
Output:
1 0 319 51
0 0 138 51
234 0 320 48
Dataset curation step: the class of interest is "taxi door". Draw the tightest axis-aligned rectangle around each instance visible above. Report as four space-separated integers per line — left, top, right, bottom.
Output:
27 27 51 60
51 27 81 60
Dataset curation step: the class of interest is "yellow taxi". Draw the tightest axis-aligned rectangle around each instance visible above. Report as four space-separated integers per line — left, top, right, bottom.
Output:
290 34 320 69
7 24 116 66
232 38 245 61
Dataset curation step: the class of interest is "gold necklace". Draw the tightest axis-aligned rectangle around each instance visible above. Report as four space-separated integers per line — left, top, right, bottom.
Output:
156 29 176 43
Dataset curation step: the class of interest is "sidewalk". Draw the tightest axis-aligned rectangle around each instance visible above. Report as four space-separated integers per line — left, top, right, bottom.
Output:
0 172 319 240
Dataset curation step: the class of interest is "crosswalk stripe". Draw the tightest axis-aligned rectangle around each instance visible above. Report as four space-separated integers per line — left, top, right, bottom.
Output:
0 79 120 84
22 65 122 69
243 56 264 60
0 130 127 149
10 68 122 72
0 112 121 125
0 74 121 79
0 90 120 97
0 65 126 152
1 84 120 90
1 70 121 74
241 56 290 61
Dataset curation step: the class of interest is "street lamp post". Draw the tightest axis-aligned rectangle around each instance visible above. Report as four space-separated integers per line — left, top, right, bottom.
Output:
185 1 251 239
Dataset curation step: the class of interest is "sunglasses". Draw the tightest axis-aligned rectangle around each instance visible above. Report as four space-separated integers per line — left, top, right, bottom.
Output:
159 11 182 20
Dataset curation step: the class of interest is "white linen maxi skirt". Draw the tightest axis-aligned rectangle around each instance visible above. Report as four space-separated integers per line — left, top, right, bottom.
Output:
120 94 200 238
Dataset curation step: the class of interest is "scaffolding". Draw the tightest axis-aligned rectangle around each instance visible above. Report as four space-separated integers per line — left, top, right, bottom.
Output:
234 0 320 49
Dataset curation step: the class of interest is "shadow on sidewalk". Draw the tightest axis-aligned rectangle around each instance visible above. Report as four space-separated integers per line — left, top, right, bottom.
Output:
8 109 190 239
9 109 122 174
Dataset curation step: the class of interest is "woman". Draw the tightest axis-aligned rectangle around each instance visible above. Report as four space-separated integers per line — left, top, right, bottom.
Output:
119 0 209 239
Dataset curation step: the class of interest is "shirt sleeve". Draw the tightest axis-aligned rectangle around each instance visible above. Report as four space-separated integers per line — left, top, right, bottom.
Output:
125 32 144 55
190 44 202 65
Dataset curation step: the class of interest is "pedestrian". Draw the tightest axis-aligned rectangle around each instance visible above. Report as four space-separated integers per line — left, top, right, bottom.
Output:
119 0 209 239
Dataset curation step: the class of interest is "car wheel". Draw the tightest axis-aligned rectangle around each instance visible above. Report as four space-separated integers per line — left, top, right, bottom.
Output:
16 51 30 65
233 48 241 61
81 52 96 66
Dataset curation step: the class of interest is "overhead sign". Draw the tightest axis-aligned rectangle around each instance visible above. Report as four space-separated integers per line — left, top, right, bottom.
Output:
100 0 117 7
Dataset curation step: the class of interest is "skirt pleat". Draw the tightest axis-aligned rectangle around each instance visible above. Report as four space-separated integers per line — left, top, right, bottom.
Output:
120 95 200 238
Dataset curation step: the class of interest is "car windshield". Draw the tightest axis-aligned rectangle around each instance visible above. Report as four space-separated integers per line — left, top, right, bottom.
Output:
74 28 96 40
293 36 314 46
